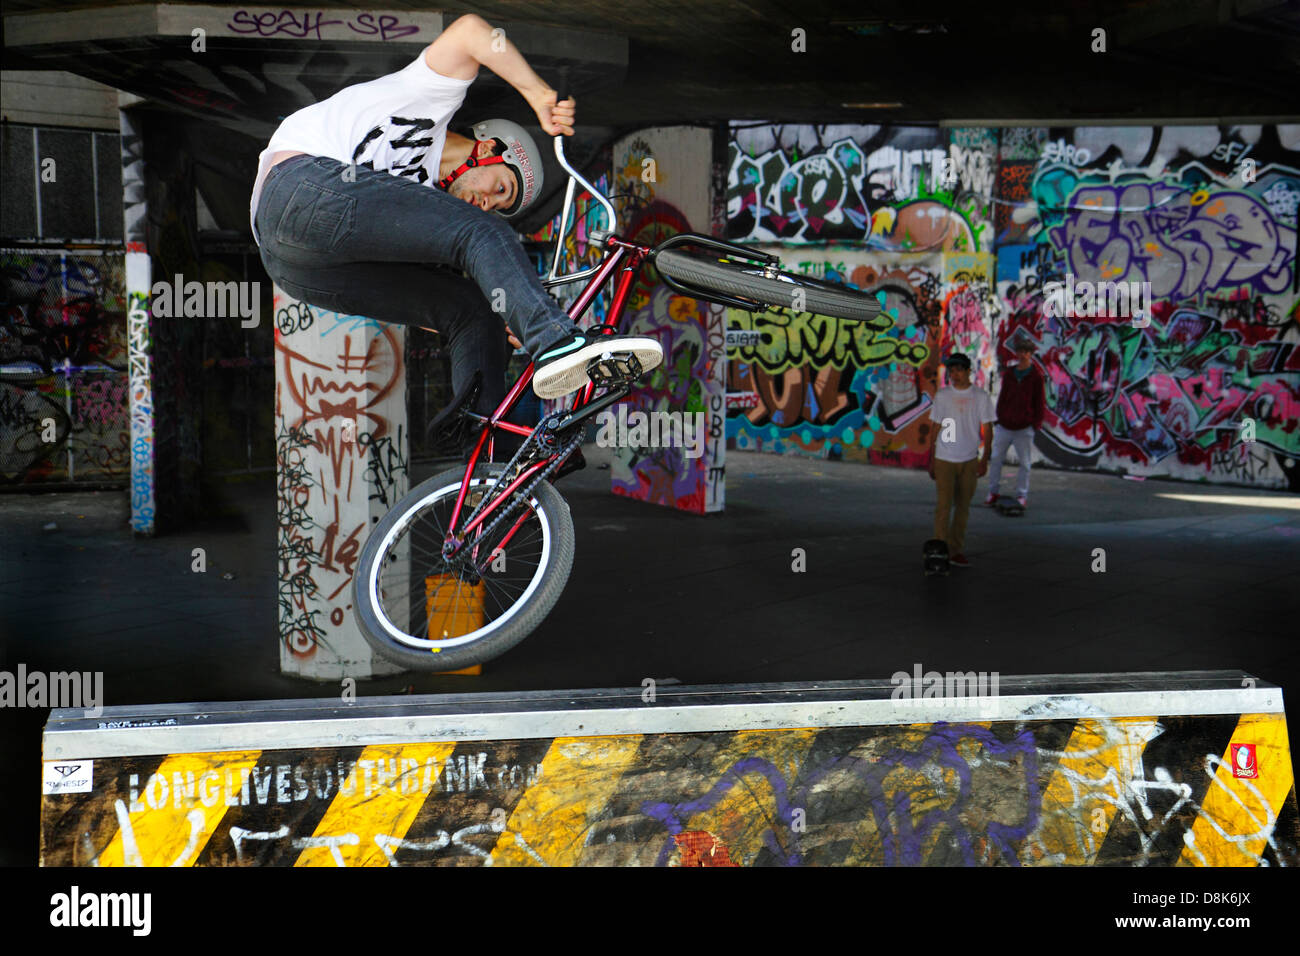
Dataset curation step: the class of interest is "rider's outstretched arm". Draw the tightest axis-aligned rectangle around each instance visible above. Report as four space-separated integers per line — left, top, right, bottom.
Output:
422 14 573 136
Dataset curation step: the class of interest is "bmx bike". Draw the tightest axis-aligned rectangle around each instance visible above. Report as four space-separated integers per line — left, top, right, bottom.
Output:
351 130 886 671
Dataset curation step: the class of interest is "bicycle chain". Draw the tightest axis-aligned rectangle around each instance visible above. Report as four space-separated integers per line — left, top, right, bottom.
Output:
447 423 583 572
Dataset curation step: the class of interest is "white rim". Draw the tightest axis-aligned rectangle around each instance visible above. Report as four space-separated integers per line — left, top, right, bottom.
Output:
366 476 552 651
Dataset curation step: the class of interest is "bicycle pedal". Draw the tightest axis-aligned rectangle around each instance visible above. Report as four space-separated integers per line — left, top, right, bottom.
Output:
586 350 643 387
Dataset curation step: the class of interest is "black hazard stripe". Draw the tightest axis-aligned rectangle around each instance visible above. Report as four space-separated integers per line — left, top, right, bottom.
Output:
396 738 554 866
1094 713 1242 866
195 747 368 867
1262 787 1300 866
41 753 171 867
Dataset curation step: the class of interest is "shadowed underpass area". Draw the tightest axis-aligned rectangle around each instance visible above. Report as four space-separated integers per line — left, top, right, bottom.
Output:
3 0 1299 882
4 446 1298 864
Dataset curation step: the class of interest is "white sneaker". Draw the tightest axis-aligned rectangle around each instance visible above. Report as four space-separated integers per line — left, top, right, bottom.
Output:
532 333 663 400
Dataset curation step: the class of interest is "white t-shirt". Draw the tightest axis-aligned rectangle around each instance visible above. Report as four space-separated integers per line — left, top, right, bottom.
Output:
249 52 473 244
929 385 995 462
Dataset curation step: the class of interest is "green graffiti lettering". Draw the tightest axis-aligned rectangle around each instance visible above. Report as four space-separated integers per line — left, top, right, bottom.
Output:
729 307 928 374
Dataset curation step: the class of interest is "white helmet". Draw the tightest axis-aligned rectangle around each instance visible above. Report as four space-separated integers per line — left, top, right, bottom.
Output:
465 119 548 219
436 119 545 218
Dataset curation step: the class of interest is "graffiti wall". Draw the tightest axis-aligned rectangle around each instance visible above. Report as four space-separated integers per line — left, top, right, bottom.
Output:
997 125 1299 488
1 249 129 485
41 711 1298 866
274 290 407 679
725 123 1300 488
725 124 998 466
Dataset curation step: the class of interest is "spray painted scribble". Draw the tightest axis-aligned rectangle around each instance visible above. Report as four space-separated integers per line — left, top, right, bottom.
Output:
274 292 408 676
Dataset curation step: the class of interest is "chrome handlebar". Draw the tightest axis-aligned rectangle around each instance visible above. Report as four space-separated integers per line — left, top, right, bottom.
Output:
542 134 617 289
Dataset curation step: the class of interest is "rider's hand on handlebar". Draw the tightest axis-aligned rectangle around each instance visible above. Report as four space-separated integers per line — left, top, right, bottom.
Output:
531 88 575 136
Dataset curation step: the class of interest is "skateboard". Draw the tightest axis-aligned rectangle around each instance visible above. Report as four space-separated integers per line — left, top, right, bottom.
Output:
994 495 1025 517
923 538 950 576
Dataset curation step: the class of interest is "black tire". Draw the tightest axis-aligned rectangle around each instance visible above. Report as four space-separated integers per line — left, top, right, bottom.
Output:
655 249 881 321
352 463 575 672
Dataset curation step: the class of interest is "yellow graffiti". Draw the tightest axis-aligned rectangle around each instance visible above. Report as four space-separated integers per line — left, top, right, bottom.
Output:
728 307 929 374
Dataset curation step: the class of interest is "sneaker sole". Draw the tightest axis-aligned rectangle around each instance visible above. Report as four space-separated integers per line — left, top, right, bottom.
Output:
533 338 663 400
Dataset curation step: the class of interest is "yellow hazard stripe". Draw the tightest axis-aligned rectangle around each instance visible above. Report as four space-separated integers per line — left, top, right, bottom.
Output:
490 735 644 866
295 742 458 867
1031 717 1161 866
96 751 263 867
1177 713 1294 867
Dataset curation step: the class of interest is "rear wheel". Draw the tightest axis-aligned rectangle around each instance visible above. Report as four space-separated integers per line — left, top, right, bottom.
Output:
654 249 881 321
352 464 575 671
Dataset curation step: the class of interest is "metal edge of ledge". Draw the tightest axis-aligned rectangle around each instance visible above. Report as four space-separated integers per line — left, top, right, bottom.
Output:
41 671 1284 760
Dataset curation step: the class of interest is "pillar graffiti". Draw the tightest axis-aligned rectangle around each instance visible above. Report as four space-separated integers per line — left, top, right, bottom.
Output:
121 108 156 532
611 127 725 514
274 289 408 679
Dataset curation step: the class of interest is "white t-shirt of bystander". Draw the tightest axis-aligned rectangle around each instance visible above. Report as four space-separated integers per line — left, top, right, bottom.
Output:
248 52 474 244
929 384 995 463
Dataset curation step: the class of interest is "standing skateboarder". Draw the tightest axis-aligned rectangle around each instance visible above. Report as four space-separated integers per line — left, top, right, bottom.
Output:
248 13 662 410
926 353 995 568
985 338 1045 510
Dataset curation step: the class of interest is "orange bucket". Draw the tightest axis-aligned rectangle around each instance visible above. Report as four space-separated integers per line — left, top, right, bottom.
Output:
424 572 485 675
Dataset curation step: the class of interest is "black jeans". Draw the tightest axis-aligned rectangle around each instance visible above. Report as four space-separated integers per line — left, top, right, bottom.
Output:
255 154 578 414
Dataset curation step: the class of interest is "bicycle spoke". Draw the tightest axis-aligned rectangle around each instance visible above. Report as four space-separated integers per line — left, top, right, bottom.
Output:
370 487 548 642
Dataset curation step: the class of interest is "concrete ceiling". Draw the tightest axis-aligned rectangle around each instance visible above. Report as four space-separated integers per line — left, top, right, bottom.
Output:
4 1 1298 232
6 0 1299 129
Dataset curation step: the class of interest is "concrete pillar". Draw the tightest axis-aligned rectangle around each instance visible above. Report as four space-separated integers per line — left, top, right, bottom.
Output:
120 106 154 534
609 126 726 514
274 287 408 679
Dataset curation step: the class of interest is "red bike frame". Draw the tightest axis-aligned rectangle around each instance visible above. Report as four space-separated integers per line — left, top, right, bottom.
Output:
443 235 652 555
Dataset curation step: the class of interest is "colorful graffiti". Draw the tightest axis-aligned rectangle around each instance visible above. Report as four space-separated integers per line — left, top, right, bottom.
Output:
605 127 725 513
1 249 129 485
729 249 992 468
725 123 1300 488
727 124 993 251
998 126 1300 487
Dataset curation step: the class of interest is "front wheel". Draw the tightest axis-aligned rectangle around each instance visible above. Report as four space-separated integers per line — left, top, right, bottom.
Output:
654 249 881 321
352 464 575 672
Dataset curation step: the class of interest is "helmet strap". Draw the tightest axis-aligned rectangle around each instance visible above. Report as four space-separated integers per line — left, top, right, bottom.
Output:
436 154 506 191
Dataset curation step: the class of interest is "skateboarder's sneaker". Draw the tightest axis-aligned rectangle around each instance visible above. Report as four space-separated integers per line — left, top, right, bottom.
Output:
533 332 663 400
1016 495 1027 508
923 538 950 576
951 552 970 568
983 492 998 507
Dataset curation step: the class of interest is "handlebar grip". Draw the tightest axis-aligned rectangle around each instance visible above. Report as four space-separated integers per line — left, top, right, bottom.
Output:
556 66 570 104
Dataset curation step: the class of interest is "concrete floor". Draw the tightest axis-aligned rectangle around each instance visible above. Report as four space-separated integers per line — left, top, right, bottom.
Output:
3 446 1299 864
